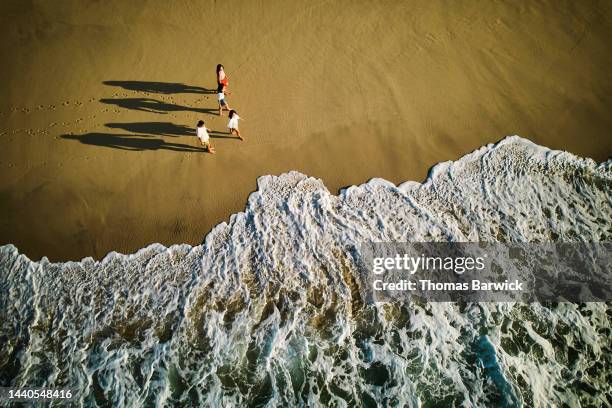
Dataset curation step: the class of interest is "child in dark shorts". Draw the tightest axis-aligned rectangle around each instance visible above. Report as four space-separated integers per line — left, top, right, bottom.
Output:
217 82 231 116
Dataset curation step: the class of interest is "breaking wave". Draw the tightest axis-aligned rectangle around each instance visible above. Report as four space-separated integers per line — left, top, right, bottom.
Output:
1 136 610 406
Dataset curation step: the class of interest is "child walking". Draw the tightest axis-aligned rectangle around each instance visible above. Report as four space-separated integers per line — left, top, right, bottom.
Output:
228 110 243 140
196 120 216 153
217 82 231 116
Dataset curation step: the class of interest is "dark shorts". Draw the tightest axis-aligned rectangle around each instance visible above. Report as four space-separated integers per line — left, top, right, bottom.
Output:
219 99 227 107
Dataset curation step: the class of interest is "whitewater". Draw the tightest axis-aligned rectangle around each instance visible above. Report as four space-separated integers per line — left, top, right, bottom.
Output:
0 136 610 407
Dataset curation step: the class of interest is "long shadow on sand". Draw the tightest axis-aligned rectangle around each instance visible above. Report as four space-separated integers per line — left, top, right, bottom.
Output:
209 132 241 139
104 122 240 140
105 122 194 137
62 133 207 152
103 80 215 94
100 98 217 115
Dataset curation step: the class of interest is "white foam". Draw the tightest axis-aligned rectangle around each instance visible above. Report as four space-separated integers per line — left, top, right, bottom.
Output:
0 136 610 406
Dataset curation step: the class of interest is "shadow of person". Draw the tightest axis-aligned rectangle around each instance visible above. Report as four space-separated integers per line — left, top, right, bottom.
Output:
105 122 194 137
61 133 207 152
100 98 217 115
209 131 242 140
103 80 215 94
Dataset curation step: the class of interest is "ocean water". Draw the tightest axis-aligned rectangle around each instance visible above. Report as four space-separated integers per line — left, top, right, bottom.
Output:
0 136 610 407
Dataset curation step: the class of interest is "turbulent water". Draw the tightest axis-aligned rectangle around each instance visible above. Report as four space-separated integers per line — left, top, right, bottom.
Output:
1 136 610 407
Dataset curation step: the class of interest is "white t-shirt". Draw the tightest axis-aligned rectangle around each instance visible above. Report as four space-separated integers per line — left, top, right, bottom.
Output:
196 126 209 142
217 92 225 101
228 114 240 129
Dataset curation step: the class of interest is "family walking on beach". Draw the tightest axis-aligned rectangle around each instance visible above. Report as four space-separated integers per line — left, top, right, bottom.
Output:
196 64 243 154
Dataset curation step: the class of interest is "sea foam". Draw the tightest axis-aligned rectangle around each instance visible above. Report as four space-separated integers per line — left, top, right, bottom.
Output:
0 136 610 406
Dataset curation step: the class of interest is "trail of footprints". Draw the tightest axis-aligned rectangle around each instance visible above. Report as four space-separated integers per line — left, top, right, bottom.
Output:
0 89 209 139
0 90 207 116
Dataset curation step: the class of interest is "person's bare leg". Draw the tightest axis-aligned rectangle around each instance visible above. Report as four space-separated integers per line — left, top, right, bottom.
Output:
219 104 222 116
236 129 243 140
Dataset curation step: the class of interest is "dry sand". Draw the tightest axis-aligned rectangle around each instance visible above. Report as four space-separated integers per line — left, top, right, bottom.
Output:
1 0 611 261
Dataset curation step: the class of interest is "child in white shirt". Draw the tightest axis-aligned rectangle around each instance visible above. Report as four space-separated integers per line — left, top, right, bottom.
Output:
196 120 215 153
217 83 231 116
228 110 243 140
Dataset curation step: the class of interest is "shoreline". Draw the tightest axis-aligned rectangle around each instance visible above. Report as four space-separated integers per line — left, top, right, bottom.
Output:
2 135 609 263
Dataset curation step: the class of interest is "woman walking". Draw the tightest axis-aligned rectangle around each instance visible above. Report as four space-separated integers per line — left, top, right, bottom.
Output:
216 64 230 89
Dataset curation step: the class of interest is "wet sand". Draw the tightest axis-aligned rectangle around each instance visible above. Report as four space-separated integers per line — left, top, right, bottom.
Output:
1 0 611 261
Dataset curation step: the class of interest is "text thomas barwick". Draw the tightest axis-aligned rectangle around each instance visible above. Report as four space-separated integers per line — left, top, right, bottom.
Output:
373 279 524 291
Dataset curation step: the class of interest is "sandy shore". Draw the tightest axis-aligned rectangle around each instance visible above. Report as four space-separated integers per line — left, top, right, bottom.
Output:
1 0 611 261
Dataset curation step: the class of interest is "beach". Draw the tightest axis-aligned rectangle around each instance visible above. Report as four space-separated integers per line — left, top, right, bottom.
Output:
1 0 611 261
1 137 610 405
1 2 611 404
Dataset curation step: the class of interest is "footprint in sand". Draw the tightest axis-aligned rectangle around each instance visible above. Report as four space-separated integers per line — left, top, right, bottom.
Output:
62 101 70 106
74 101 84 107
37 105 45 110
21 108 31 113
49 104 56 110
